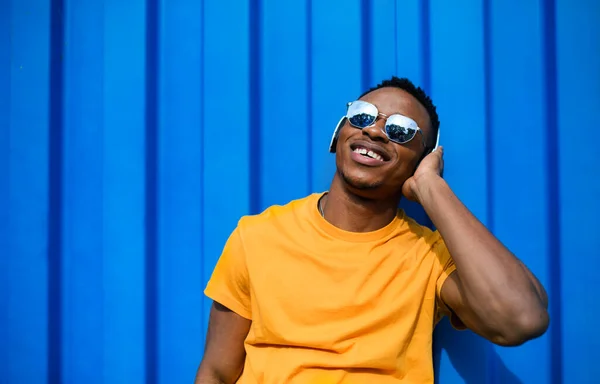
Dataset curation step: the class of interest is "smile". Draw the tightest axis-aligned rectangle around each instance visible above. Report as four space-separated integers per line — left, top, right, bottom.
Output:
352 146 384 162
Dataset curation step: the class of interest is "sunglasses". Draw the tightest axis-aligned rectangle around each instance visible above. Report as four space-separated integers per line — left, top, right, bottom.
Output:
345 100 425 145
329 100 440 154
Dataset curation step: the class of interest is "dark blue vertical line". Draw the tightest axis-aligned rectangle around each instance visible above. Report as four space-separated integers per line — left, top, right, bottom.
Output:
249 0 261 214
482 0 497 382
543 0 562 383
199 0 206 342
360 0 372 90
393 0 398 74
419 0 431 93
306 0 313 193
482 0 494 250
48 2 64 383
419 0 432 229
144 0 159 382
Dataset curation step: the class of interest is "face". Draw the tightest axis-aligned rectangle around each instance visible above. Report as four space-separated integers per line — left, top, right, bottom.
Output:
334 87 433 199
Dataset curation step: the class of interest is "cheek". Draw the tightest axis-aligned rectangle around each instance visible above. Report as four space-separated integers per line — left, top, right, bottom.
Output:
337 125 356 142
335 127 358 156
395 144 422 165
389 163 413 183
390 149 421 179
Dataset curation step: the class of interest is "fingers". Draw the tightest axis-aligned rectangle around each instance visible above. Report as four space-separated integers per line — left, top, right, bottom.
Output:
438 147 444 177
432 146 444 176
430 146 443 161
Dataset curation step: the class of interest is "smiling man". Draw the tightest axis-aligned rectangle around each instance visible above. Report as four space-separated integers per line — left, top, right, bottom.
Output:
194 77 549 384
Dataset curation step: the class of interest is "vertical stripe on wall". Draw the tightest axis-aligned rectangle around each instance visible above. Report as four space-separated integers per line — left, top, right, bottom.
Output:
429 0 488 382
6 1 51 382
542 0 562 383
419 0 431 92
310 0 362 192
48 0 64 382
306 0 313 195
361 0 372 90
2 1 600 383
482 0 496 380
0 0 9 373
61 1 105 382
103 1 147 382
156 1 205 382
370 0 396 88
393 0 430 228
201 0 252 357
259 0 310 210
144 0 159 381
489 0 551 382
556 0 600 382
249 0 262 215
395 0 425 85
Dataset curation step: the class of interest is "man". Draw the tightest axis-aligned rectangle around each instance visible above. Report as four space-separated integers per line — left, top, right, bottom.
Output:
194 77 549 383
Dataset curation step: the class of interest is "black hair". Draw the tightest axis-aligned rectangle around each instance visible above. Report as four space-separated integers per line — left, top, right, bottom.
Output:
359 76 440 150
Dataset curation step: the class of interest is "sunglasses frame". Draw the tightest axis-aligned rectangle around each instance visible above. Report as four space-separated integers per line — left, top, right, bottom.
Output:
346 100 425 146
329 100 440 154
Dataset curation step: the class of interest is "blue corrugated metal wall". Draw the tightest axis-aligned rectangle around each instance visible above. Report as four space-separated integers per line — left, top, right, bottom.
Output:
1 0 599 383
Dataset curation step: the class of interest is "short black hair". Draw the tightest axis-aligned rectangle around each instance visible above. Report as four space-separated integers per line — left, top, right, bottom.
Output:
359 76 440 150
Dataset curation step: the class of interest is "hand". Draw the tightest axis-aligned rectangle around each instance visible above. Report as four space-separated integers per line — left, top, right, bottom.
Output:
402 146 444 203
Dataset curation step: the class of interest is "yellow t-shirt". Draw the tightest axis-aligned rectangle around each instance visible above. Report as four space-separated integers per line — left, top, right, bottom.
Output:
205 192 458 383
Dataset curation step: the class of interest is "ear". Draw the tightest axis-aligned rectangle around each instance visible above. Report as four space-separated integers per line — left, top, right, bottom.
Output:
329 117 346 153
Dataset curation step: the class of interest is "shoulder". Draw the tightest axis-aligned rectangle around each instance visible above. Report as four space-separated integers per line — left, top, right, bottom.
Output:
397 212 453 283
236 193 321 238
400 210 443 247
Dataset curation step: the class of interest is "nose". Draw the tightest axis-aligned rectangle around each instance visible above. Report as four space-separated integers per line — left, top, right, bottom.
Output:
361 118 389 143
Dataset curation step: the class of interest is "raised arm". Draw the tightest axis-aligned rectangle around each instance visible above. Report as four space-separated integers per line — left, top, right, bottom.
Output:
403 147 549 346
194 301 251 384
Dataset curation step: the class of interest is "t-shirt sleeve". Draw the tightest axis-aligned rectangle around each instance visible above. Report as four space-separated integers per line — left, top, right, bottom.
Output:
204 226 252 320
431 231 466 330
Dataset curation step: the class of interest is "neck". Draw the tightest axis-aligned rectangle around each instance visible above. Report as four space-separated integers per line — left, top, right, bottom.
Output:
321 174 401 233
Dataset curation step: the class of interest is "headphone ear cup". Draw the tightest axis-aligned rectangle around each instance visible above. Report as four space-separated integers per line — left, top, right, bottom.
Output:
329 117 346 153
432 128 440 153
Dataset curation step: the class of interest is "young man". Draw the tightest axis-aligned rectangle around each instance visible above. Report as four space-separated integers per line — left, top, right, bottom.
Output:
194 77 549 384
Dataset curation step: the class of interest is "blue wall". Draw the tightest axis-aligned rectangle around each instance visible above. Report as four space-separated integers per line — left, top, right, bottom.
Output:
1 0 599 383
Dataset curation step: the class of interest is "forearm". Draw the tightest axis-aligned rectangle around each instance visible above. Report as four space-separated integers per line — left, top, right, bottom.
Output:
416 175 548 318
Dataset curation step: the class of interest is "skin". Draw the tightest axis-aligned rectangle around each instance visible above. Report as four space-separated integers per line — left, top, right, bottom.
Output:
194 87 549 383
194 302 250 384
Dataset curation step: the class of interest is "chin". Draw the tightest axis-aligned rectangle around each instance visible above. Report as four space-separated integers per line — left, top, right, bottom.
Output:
338 169 384 191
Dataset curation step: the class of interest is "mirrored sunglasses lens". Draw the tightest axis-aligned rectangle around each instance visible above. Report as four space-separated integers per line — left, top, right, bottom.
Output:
385 115 419 143
349 113 376 128
347 101 377 128
386 123 417 143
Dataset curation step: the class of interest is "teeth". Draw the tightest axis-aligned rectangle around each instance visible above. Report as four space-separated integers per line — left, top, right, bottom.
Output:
353 147 383 161
367 150 382 161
